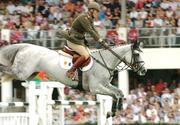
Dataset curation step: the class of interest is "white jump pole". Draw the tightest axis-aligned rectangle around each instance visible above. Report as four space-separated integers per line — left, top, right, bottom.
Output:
1 76 13 102
118 70 129 98
38 82 65 125
96 94 112 125
28 81 42 125
47 82 65 125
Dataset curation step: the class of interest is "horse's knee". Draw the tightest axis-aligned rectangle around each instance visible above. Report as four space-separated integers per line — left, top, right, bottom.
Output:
11 68 29 80
115 90 124 99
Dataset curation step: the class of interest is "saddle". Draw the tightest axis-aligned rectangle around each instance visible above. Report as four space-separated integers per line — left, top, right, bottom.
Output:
58 46 93 90
58 46 93 71
63 46 91 67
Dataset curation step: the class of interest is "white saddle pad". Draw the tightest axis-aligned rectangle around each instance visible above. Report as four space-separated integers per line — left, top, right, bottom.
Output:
58 50 93 71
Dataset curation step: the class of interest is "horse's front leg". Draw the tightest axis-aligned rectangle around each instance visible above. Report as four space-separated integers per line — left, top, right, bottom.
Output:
89 78 124 117
100 81 124 116
100 80 124 99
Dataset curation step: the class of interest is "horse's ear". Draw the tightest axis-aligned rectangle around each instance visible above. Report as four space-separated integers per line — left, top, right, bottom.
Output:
132 42 142 52
132 41 138 49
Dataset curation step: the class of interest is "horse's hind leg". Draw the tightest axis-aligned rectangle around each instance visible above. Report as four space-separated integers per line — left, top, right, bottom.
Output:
0 64 13 76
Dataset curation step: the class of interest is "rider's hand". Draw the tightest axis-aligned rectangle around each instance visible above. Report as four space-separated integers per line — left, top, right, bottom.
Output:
98 38 103 43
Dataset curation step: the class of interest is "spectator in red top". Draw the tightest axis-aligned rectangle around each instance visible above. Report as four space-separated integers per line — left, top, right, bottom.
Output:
135 0 145 9
155 79 166 93
72 111 81 121
6 18 14 29
106 29 121 45
10 25 23 43
128 27 138 44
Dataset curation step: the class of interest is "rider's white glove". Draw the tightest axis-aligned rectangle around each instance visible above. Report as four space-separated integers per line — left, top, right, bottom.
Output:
98 38 103 43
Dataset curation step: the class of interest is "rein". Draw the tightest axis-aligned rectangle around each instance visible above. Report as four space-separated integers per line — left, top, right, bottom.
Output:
99 42 134 69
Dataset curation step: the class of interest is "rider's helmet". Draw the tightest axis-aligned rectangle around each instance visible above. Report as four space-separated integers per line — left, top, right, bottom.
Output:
88 2 100 12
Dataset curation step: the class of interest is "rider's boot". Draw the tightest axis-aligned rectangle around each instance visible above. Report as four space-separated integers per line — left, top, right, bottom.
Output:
66 55 86 79
72 54 80 63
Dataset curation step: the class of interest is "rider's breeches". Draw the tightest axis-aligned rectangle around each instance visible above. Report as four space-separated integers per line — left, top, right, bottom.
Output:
67 41 90 59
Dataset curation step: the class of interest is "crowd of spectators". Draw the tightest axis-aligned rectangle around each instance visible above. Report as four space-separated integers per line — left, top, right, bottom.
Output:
60 78 180 124
1 0 180 47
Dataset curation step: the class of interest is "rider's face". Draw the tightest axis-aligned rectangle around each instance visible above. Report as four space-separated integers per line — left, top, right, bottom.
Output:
92 10 99 19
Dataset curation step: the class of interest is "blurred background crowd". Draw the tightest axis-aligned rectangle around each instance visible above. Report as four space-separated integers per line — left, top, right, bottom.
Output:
57 78 180 124
0 0 180 124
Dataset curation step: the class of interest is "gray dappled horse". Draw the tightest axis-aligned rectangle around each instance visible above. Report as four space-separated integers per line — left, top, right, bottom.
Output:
0 43 146 116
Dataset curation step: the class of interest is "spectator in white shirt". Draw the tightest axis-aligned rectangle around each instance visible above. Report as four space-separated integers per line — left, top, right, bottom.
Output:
138 7 148 20
175 83 180 96
146 103 159 123
24 2 34 14
16 3 25 14
161 88 173 107
129 7 139 20
6 1 16 14
166 7 175 18
160 0 170 10
153 14 163 27
169 0 178 11
127 90 137 104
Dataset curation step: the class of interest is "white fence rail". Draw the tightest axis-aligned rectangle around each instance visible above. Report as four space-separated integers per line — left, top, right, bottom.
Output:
0 81 112 125
0 113 29 125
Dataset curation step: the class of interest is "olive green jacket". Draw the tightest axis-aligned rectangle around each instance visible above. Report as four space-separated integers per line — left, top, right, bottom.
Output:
59 12 100 46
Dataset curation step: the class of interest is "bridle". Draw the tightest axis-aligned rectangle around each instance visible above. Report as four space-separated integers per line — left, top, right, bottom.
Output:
91 43 145 80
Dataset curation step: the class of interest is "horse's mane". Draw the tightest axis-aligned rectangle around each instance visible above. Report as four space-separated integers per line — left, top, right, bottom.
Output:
90 44 131 53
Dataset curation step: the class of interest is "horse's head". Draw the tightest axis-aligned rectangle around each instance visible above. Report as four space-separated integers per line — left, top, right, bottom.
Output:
130 44 147 76
93 42 147 76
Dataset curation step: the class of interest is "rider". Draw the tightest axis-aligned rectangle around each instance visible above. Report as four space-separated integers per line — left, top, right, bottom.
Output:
59 2 103 79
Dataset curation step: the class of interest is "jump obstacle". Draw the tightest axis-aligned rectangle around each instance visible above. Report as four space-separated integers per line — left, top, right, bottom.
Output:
0 81 112 125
